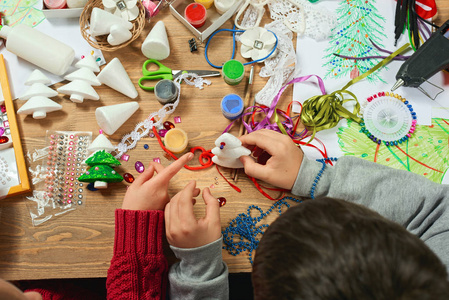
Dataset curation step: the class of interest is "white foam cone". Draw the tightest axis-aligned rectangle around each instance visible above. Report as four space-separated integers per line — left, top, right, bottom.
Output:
97 58 138 99
141 21 170 60
88 133 115 153
89 7 132 37
95 101 139 135
25 70 51 85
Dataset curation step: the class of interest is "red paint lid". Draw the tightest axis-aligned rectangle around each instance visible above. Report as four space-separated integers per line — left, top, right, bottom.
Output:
184 3 207 28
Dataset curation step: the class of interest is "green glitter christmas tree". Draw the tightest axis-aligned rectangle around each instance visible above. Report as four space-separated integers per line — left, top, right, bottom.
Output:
78 150 123 189
323 0 387 82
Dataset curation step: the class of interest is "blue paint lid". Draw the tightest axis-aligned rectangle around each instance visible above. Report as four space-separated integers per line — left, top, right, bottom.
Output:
221 94 243 120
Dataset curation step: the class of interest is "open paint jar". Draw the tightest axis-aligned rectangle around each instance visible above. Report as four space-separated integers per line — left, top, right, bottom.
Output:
222 59 245 85
154 79 179 105
164 128 188 153
221 94 244 120
184 3 207 28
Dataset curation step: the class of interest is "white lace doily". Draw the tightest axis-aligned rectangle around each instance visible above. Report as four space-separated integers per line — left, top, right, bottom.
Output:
113 73 211 158
255 21 298 107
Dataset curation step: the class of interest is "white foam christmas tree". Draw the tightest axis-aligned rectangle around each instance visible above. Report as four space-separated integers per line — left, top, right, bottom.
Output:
57 55 101 103
211 133 251 168
17 70 62 119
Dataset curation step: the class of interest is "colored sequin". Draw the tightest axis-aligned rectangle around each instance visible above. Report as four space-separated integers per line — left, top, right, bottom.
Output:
163 121 175 130
218 197 226 207
153 157 161 163
135 161 145 173
121 154 130 161
174 116 182 124
158 129 168 137
123 173 135 183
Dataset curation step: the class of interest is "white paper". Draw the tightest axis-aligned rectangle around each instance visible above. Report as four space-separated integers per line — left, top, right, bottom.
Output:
293 0 449 159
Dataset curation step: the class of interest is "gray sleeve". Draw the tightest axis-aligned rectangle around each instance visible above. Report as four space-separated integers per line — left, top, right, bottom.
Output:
168 237 229 300
292 156 449 274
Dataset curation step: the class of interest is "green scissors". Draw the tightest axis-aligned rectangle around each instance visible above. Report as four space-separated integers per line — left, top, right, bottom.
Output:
138 59 221 91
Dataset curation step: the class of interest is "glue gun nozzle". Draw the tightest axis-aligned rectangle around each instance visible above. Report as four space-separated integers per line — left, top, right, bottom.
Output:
391 79 404 91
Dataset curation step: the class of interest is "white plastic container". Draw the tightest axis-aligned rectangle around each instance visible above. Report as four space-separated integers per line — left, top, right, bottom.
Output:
0 24 75 76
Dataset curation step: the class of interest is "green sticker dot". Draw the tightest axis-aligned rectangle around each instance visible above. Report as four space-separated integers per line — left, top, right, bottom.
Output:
361 153 368 158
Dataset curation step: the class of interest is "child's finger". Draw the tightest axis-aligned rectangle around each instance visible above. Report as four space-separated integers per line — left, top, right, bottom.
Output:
177 181 198 225
239 129 282 155
240 156 268 179
132 165 155 185
202 187 220 223
156 152 194 183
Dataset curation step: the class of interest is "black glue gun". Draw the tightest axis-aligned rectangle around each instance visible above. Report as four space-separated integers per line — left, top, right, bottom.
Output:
392 19 449 94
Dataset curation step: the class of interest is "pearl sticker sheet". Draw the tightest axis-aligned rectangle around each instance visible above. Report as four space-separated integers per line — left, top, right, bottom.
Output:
26 130 92 226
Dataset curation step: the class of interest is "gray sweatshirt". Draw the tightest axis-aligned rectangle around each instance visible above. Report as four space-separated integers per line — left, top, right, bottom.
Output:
168 156 449 299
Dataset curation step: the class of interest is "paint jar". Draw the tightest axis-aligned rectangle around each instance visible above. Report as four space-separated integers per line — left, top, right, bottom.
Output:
194 0 214 9
154 79 178 105
164 128 188 153
184 3 207 28
44 0 67 9
222 59 245 85
221 94 244 120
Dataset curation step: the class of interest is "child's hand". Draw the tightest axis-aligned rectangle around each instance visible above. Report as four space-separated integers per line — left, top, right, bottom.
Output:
165 181 221 249
239 129 304 190
121 152 194 211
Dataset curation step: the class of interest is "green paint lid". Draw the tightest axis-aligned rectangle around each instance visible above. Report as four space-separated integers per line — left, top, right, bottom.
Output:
222 59 244 85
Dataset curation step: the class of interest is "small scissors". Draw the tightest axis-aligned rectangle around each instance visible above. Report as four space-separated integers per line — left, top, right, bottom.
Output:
138 59 221 91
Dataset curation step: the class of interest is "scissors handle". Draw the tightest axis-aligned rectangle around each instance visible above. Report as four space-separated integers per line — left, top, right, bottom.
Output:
142 59 172 76
138 75 173 91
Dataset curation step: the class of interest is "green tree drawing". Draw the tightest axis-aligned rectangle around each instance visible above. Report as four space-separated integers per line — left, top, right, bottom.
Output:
78 150 123 189
323 0 387 82
337 119 449 183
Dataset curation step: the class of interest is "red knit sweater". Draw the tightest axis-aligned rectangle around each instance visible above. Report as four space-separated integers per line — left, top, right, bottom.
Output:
25 209 168 300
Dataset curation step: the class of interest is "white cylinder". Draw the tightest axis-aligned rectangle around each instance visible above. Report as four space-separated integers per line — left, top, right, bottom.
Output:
0 24 75 76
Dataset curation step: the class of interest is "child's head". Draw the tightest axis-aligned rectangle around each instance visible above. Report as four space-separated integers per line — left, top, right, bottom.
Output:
252 198 449 300
0 279 41 300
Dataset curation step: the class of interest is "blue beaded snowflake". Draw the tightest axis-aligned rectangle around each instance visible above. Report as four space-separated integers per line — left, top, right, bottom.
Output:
222 196 303 264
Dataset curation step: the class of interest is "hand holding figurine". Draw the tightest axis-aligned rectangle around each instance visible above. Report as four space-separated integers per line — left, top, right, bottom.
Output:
239 129 304 190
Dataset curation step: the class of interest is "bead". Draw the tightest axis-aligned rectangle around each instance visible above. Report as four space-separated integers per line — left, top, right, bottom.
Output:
158 129 168 137
174 116 182 123
123 173 135 183
218 197 227 207
135 161 145 173
144 144 149 150
163 121 175 130
0 136 9 144
121 154 130 161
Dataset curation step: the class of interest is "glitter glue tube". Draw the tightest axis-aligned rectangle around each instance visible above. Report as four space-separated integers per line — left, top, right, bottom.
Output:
194 0 214 9
164 128 188 153
221 94 244 120
184 3 207 28
222 59 245 85
0 24 75 76
154 79 179 105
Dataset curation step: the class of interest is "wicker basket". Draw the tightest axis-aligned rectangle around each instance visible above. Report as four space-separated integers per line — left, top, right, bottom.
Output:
80 0 146 51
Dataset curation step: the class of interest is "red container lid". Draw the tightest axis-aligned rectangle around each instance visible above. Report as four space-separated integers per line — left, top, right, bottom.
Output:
184 3 207 28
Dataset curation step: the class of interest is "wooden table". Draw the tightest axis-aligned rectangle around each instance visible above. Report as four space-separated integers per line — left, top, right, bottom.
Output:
1 1 448 281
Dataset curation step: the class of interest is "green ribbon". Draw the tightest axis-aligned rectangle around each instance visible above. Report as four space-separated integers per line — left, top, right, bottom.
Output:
300 43 411 143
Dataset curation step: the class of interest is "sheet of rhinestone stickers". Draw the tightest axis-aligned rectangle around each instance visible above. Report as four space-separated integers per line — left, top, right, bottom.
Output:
0 104 20 198
26 131 92 226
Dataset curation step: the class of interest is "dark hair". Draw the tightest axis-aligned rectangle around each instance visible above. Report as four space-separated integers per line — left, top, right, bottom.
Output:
252 198 449 300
